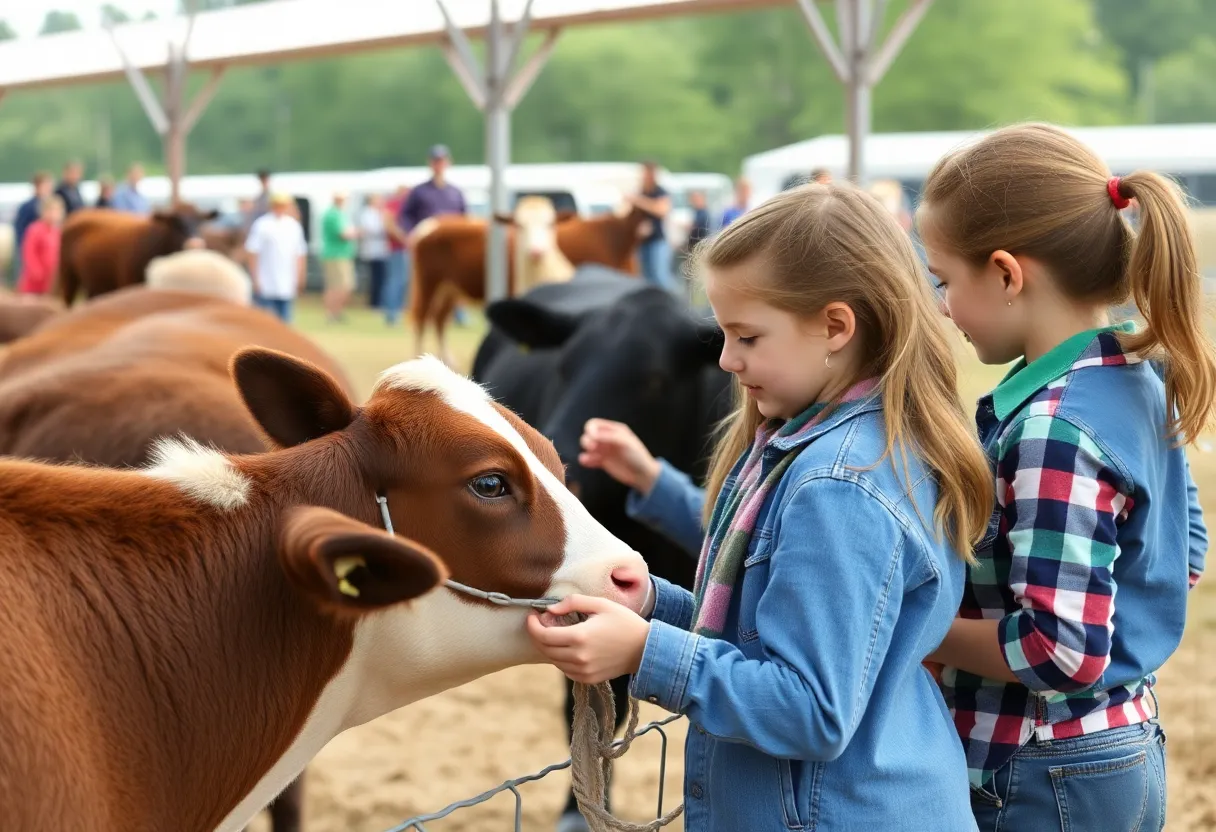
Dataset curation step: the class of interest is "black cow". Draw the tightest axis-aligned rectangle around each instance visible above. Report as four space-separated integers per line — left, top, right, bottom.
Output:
472 268 732 831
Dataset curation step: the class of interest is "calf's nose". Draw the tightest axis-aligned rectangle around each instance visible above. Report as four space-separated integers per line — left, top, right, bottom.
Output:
605 559 650 614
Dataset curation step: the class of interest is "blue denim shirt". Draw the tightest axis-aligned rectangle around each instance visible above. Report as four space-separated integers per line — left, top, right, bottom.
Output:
625 397 978 831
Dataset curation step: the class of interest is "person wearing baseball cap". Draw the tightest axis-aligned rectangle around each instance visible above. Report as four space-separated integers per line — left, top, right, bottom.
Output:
244 191 307 323
395 143 471 325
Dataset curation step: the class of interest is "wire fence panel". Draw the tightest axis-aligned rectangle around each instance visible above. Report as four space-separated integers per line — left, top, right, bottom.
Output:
385 714 684 832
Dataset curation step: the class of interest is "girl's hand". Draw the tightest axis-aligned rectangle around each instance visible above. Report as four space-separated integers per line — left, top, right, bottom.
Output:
526 595 651 684
579 419 661 496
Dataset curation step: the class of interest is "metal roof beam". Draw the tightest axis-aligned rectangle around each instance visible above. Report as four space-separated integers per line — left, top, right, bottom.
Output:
795 0 934 182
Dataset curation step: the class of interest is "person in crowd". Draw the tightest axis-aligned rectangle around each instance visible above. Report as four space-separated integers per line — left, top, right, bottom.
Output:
244 192 308 324
17 195 65 297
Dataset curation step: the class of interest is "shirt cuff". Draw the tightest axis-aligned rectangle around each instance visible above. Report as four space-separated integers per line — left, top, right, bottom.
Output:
647 575 695 629
625 459 685 521
629 619 700 713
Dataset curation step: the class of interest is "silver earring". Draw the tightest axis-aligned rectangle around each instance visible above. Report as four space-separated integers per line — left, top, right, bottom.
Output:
825 351 833 369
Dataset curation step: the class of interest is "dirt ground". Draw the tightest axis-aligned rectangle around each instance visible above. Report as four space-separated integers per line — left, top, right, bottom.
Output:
244 301 1214 832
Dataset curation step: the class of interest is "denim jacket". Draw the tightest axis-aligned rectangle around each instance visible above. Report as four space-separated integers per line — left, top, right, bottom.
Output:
625 396 978 831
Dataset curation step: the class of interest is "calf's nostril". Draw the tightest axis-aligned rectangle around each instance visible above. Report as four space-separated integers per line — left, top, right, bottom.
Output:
609 566 641 595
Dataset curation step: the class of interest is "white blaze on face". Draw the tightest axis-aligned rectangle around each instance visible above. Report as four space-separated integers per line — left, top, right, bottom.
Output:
514 196 558 258
375 355 645 599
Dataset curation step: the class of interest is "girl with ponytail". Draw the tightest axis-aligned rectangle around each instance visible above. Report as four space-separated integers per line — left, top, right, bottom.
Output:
919 122 1216 831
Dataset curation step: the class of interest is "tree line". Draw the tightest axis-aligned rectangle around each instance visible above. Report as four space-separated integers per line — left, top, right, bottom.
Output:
0 0 1213 182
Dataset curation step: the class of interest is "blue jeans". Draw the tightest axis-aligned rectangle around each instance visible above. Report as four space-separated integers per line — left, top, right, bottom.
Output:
639 238 677 292
255 296 293 324
381 250 409 325
971 722 1166 832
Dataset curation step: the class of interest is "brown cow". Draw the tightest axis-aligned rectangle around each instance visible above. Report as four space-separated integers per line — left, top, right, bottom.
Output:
0 286 350 469
0 346 651 832
0 292 62 345
0 285 341 831
409 203 650 366
57 203 221 306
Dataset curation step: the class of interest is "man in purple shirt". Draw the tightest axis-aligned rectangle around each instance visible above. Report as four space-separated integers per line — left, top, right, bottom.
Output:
398 144 470 324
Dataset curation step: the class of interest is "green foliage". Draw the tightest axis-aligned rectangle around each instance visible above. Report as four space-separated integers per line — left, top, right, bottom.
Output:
1154 36 1216 123
101 4 131 25
0 1 1203 182
38 10 82 35
1093 0 1216 90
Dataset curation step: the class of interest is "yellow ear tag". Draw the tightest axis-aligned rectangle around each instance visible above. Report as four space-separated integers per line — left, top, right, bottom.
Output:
333 555 366 598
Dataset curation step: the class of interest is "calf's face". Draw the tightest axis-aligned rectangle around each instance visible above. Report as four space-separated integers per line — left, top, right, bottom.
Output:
232 349 650 691
496 196 561 263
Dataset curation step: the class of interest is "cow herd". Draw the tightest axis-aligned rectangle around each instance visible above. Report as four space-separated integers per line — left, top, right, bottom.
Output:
0 196 731 832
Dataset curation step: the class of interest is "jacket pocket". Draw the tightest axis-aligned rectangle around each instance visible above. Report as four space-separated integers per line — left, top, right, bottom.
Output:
1050 749 1149 832
737 530 773 642
777 758 822 830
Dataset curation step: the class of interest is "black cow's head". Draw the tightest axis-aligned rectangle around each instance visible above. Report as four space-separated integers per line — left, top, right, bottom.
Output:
487 287 728 522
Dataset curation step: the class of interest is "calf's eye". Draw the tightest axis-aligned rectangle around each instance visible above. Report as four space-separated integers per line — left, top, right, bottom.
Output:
469 474 511 499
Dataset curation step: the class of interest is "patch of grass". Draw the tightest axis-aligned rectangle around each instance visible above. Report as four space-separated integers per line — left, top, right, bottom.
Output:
293 295 488 399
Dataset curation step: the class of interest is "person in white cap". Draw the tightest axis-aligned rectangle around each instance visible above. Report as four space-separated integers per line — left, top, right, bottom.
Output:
244 192 307 323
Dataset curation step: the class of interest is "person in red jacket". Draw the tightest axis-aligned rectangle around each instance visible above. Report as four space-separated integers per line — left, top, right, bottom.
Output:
18 196 64 297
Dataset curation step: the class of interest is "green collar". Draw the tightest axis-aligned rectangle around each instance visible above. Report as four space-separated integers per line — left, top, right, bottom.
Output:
991 320 1137 420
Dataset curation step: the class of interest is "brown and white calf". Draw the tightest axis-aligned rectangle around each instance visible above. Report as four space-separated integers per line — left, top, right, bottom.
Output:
0 347 650 832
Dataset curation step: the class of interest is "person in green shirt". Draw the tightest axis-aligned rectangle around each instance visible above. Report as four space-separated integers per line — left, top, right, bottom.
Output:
320 191 359 323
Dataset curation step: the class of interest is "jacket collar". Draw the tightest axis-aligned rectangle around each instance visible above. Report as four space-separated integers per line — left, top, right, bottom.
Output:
770 378 883 452
987 320 1138 421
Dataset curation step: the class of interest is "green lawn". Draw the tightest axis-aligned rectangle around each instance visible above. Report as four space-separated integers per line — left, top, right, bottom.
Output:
293 295 488 399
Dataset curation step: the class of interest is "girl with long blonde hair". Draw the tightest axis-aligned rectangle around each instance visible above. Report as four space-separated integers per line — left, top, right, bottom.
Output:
528 181 992 831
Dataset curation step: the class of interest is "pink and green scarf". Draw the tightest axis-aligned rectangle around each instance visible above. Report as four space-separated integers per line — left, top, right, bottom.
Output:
690 379 879 638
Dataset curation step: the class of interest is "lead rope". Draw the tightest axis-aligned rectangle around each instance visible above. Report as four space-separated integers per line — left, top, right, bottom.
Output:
374 493 682 830
566 673 685 831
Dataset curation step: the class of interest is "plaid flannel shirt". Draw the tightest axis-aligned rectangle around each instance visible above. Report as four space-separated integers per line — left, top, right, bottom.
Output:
942 323 1203 789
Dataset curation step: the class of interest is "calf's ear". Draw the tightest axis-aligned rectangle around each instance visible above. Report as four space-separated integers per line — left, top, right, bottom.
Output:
279 506 448 613
232 347 356 448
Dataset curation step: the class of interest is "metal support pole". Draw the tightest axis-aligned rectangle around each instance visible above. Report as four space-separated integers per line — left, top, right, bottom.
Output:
843 0 868 182
103 4 222 205
485 0 510 303
504 27 560 109
164 43 186 202
796 0 934 184
436 0 554 304
867 0 932 84
182 66 226 134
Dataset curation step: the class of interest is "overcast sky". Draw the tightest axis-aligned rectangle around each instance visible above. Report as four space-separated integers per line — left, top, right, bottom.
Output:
6 1 180 39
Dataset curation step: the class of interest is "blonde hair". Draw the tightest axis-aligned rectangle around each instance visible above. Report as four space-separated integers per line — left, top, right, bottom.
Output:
692 182 993 557
39 195 65 217
919 122 1216 445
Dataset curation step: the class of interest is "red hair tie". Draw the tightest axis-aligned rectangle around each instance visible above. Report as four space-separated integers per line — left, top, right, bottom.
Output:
1107 177 1130 210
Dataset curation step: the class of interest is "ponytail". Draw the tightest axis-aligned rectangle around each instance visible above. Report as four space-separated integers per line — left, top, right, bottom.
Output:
1117 172 1216 444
